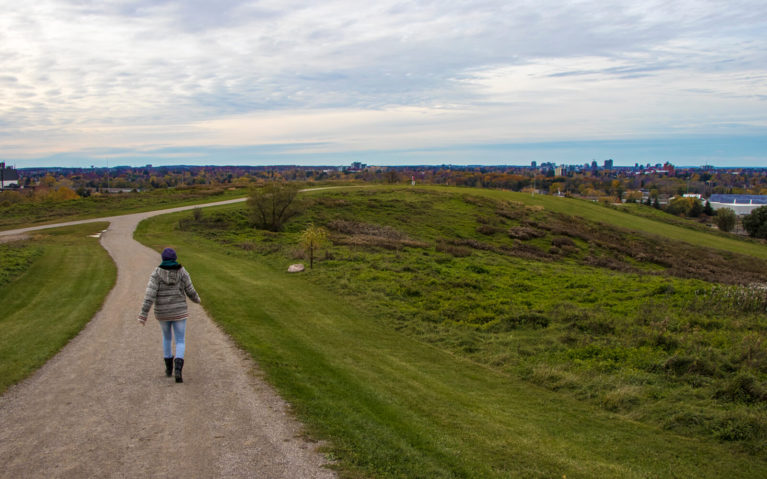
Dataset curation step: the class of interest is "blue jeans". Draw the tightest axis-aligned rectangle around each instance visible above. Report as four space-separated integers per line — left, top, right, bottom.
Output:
160 319 187 359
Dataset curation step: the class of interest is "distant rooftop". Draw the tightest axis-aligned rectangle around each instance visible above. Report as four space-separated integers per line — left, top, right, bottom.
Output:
1 168 20 181
710 194 767 205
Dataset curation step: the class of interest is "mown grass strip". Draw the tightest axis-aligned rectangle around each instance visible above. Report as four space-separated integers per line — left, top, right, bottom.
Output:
0 223 116 394
137 211 767 478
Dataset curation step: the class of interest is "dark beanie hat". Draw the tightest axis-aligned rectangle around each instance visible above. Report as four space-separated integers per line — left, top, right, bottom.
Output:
161 248 177 261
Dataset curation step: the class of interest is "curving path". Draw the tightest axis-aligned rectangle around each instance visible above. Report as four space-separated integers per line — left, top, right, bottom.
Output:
0 199 336 478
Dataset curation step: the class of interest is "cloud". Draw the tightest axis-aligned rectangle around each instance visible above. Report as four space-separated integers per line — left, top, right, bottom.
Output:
1 0 766 166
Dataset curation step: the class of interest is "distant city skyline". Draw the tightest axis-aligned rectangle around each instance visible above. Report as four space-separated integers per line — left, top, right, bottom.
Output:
2 1 765 168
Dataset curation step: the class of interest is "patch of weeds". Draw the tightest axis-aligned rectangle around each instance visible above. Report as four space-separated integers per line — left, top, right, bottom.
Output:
643 333 680 352
733 333 767 373
652 283 676 295
508 226 546 240
400 286 422 298
663 355 719 378
0 243 42 287
600 385 643 412
488 313 550 332
526 364 580 391
711 412 766 442
567 345 630 372
713 374 767 404
436 240 472 257
663 410 710 435
466 264 490 274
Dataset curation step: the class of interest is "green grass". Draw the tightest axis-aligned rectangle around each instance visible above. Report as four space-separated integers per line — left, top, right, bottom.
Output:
178 187 767 453
0 223 116 393
136 189 767 478
444 186 767 260
0 185 248 231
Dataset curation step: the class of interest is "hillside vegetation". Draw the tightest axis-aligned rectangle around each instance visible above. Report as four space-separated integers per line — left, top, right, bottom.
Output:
0 185 246 231
137 186 767 477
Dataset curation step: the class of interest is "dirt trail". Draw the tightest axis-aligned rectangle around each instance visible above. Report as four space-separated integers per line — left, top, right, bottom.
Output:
0 200 336 478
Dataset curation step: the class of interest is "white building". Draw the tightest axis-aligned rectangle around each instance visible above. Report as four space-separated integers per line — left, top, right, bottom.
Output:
709 194 767 215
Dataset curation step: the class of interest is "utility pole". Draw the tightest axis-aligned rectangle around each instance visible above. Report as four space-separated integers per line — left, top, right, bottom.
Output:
1 162 4 191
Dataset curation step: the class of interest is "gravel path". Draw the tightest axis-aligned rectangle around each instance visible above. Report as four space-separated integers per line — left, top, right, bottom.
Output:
0 200 336 478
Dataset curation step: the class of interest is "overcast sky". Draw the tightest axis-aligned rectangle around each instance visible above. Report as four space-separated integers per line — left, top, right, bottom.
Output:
1 0 765 167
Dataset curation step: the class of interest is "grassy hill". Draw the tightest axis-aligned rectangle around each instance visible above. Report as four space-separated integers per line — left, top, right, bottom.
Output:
136 185 767 478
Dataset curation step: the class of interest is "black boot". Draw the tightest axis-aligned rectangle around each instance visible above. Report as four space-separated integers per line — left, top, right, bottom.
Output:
164 357 174 377
174 358 184 383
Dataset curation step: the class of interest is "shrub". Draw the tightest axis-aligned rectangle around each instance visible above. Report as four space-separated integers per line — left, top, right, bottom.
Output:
665 197 701 217
714 208 736 232
742 205 767 238
247 182 300 231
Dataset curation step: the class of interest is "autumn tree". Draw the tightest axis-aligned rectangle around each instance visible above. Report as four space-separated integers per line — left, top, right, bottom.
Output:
300 224 329 269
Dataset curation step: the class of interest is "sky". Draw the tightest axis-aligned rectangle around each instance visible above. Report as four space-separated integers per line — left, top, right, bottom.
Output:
1 0 766 168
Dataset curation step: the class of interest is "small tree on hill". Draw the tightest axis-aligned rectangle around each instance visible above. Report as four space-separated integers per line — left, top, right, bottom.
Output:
665 197 692 216
743 205 767 239
715 208 736 232
704 200 714 216
247 182 300 231
689 199 703 217
300 224 329 269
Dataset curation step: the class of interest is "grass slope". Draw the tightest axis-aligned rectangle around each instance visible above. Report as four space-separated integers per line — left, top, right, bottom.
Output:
0 223 116 394
136 201 767 478
447 186 767 260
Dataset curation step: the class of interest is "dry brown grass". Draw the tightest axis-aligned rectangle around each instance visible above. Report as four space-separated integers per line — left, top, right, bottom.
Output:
328 219 429 250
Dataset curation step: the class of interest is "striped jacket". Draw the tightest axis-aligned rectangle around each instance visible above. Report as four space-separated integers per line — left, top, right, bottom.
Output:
138 264 201 322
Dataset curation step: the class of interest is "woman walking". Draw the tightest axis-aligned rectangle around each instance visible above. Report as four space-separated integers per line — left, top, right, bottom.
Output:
137 248 201 383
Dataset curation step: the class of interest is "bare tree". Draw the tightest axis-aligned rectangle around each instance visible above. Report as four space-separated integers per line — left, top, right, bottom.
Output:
247 182 300 231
